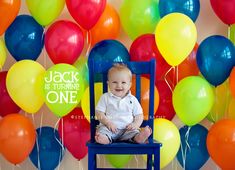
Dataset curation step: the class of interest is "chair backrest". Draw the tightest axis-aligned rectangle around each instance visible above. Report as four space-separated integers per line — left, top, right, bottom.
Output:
88 58 156 143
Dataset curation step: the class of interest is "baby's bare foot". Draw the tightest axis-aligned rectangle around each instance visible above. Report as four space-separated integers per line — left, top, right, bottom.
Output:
134 126 152 144
95 133 110 144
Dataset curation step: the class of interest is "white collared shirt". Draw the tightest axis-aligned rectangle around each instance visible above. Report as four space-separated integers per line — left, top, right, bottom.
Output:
96 92 143 129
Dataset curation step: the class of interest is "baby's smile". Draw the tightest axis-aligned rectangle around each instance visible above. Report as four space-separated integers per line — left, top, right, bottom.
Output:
115 88 123 92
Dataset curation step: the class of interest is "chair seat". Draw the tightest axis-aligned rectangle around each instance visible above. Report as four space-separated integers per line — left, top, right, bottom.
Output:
86 140 162 155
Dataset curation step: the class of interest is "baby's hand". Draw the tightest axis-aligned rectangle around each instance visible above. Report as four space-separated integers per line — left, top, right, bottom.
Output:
106 122 118 133
126 123 139 131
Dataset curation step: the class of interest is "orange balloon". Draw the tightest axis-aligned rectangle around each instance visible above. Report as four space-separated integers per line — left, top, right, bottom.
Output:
0 0 21 35
131 77 159 120
229 67 235 98
169 43 199 85
90 4 120 46
0 114 36 164
177 44 199 81
207 119 235 170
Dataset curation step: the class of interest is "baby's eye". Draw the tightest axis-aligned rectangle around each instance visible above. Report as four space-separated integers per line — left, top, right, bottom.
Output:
112 81 117 84
122 82 127 84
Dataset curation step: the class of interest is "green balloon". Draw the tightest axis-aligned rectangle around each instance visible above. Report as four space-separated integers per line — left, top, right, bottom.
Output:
73 56 89 89
120 0 160 40
173 76 214 126
106 154 133 168
26 0 65 26
43 64 85 117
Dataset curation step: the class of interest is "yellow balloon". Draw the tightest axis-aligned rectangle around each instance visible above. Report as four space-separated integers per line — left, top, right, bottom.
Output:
228 98 235 119
81 83 103 122
207 80 231 122
155 13 197 66
154 118 180 168
0 39 7 69
143 118 180 169
6 60 45 113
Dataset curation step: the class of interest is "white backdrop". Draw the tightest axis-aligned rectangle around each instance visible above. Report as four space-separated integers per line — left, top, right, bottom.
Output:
0 0 228 169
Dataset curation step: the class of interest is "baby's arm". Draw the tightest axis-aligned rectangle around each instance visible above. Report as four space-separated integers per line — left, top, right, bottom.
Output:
126 114 143 130
96 111 118 133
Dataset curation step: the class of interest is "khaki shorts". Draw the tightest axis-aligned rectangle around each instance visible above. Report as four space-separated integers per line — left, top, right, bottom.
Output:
96 125 140 143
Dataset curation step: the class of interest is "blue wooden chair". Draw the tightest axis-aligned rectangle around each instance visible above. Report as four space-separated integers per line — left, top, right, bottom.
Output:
86 58 162 170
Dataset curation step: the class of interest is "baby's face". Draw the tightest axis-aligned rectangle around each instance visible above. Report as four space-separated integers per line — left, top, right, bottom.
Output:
108 70 131 98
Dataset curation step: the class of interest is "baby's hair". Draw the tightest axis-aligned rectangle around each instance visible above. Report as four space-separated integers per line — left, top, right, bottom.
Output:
108 63 132 80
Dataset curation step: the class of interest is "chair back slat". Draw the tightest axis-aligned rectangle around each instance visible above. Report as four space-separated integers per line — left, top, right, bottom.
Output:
135 74 141 102
102 74 108 93
88 59 156 143
88 59 96 143
148 59 156 140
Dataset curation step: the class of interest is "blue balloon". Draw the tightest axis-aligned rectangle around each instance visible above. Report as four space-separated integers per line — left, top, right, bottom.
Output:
88 40 130 82
159 0 200 22
29 127 64 170
196 35 235 86
5 15 44 61
177 124 209 170
89 40 130 63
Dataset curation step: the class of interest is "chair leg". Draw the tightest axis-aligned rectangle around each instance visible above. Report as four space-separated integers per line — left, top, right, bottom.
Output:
88 150 96 170
147 154 152 170
154 148 160 170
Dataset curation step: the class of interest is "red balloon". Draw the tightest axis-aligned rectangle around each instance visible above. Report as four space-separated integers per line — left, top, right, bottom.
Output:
45 20 84 64
207 119 235 169
210 0 235 25
58 107 90 160
155 80 175 120
0 114 36 164
0 71 20 117
66 0 106 30
129 34 173 81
